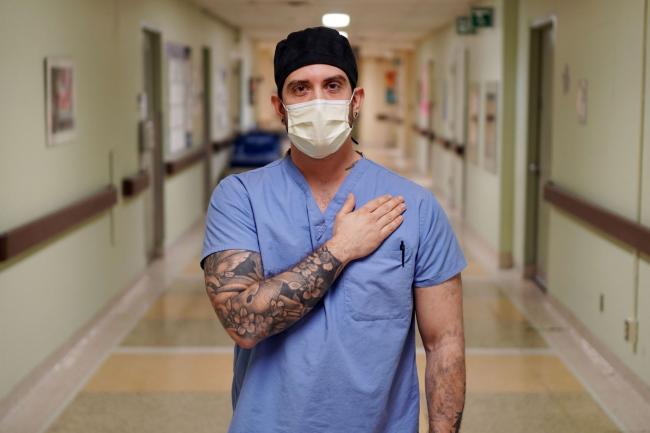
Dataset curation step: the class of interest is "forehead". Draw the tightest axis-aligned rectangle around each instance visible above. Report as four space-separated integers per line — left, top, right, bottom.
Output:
284 64 349 84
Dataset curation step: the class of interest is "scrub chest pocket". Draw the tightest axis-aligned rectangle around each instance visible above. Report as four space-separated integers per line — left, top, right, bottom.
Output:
343 243 415 321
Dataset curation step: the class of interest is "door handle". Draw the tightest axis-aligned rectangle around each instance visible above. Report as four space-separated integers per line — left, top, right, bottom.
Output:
528 162 540 174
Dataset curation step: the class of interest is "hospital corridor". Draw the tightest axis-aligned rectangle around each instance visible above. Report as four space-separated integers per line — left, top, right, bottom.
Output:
1 1 650 433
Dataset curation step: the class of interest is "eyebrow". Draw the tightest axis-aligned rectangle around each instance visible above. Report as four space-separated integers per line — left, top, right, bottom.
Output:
286 79 311 89
323 75 347 83
286 75 348 89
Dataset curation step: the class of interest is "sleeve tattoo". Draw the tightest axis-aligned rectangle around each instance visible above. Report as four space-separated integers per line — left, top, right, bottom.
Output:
203 245 343 347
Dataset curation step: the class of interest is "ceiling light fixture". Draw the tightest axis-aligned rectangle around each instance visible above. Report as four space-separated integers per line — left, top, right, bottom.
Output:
322 13 350 28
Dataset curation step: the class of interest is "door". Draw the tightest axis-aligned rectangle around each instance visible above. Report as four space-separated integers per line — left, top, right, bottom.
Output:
526 23 554 289
141 29 164 262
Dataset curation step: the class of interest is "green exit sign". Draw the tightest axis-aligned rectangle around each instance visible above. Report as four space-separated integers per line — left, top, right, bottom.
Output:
472 6 494 28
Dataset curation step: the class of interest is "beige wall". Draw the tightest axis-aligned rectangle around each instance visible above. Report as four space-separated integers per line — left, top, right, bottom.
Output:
512 0 649 385
0 0 240 399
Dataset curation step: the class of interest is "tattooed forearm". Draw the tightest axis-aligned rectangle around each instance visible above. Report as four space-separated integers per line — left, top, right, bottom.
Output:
426 335 466 433
203 245 343 348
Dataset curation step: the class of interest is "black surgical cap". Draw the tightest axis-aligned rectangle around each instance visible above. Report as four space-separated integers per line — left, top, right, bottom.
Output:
274 26 358 97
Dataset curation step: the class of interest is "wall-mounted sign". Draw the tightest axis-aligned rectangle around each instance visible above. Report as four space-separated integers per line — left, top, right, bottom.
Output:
562 63 571 95
456 16 475 35
576 79 588 125
385 70 397 105
471 6 494 28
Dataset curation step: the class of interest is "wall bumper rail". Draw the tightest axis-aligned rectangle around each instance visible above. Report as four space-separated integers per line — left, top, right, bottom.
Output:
212 136 235 152
121 170 150 198
164 148 207 177
544 182 650 256
0 185 118 262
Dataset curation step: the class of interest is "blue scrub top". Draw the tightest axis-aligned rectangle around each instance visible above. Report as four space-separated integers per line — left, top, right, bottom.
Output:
201 152 467 433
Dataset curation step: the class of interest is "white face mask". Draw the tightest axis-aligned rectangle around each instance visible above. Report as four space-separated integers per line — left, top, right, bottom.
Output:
283 91 356 159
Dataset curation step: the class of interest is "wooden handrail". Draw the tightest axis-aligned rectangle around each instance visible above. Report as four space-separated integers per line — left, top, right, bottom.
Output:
164 147 206 176
121 170 150 198
376 114 404 124
0 186 118 261
433 136 465 158
212 136 235 152
166 134 237 176
411 124 434 140
544 182 650 256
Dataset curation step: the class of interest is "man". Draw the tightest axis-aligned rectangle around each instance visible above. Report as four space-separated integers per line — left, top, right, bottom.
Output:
201 26 466 433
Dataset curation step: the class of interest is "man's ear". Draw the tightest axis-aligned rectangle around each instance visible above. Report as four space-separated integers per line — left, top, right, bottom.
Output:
271 94 286 124
351 87 365 118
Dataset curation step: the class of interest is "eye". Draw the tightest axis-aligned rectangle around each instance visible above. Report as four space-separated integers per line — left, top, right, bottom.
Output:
326 81 341 92
291 84 308 96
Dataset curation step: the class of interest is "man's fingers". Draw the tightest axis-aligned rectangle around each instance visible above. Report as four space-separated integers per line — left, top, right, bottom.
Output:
339 193 356 215
362 194 392 213
376 202 406 227
380 215 404 237
372 196 404 218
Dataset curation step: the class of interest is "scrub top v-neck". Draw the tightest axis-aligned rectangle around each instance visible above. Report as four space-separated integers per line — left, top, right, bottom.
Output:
283 151 368 248
201 151 466 433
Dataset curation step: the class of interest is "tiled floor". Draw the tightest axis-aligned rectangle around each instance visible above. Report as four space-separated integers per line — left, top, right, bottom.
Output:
43 147 630 433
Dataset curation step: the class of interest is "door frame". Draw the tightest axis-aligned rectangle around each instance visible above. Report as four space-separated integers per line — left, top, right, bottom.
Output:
523 15 556 287
202 46 213 207
141 26 165 261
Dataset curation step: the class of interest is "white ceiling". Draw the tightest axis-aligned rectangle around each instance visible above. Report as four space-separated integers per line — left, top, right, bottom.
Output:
188 0 474 51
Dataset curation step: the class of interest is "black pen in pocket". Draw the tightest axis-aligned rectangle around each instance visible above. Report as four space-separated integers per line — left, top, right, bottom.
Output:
400 240 405 267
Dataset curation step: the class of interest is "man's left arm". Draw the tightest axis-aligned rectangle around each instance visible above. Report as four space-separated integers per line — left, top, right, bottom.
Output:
415 273 465 433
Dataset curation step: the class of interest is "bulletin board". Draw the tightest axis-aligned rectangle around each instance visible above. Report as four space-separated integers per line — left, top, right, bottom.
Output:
166 43 193 155
211 67 230 138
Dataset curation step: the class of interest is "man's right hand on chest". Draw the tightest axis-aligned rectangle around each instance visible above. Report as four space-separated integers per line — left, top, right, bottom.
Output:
326 193 406 265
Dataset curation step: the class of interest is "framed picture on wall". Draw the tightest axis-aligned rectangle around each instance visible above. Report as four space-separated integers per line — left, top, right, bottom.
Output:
45 57 76 146
484 81 499 174
466 82 481 165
